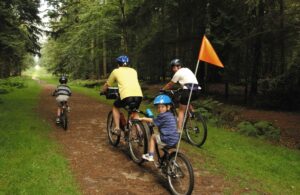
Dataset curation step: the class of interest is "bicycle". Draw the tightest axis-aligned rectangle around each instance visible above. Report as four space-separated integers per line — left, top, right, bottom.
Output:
58 101 68 130
101 88 148 164
139 110 194 195
160 90 207 147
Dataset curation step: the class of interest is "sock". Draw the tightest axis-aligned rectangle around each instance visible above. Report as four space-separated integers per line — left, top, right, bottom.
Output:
149 152 154 157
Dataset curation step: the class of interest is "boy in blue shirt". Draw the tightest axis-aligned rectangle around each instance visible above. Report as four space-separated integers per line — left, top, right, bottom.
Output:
139 95 179 161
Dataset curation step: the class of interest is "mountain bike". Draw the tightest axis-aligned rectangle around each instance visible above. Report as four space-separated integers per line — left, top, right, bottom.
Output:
101 88 148 164
139 111 194 195
58 101 68 130
160 90 207 147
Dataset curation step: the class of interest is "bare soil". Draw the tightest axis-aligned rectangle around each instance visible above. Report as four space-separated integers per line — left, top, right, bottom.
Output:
37 84 230 195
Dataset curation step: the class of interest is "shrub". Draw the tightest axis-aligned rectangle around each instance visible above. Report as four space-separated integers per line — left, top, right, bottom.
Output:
254 121 280 141
237 121 259 137
237 120 280 141
0 77 26 95
71 80 105 88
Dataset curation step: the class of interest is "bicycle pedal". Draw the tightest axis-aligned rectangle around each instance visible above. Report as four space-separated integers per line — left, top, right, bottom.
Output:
154 162 161 168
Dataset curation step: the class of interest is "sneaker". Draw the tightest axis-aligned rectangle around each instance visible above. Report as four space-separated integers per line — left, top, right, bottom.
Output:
67 106 71 112
56 117 60 124
112 128 121 136
190 111 196 119
142 153 154 162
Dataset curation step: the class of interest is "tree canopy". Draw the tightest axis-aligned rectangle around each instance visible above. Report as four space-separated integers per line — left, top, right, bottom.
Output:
0 0 41 78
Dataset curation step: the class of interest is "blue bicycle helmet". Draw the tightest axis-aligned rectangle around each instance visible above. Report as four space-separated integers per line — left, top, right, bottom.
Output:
116 55 129 66
153 95 172 105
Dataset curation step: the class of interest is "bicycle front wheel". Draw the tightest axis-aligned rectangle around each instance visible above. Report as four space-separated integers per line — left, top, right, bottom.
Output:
107 111 120 146
61 111 68 130
185 112 207 147
167 152 194 195
128 120 147 164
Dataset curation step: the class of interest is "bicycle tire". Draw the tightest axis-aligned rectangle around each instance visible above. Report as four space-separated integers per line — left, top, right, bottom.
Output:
167 152 194 195
61 110 68 130
184 112 207 147
107 111 120 146
128 120 147 164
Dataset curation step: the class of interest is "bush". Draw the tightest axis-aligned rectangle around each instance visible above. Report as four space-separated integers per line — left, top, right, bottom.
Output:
237 121 259 137
254 121 280 141
0 77 26 95
237 120 280 141
71 80 105 88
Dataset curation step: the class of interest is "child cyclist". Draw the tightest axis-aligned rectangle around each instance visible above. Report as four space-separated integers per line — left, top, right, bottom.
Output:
52 75 72 123
139 94 179 161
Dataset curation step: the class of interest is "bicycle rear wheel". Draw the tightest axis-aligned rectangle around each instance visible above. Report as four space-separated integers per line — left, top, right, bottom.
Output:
107 111 120 146
167 152 194 195
61 110 68 130
185 112 207 147
128 120 147 164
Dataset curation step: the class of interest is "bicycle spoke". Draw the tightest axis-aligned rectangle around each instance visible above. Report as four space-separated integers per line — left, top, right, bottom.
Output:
128 121 147 164
185 114 207 147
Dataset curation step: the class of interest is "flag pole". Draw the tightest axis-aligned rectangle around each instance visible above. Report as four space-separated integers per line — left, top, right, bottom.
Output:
174 59 201 162
173 35 224 162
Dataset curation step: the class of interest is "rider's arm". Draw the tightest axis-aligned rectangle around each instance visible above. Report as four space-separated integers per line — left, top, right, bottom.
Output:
101 71 115 92
101 82 110 93
162 81 175 90
139 117 153 123
52 88 58 96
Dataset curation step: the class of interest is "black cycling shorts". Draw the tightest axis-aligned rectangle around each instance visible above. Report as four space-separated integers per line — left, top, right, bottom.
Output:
114 96 142 110
178 89 200 105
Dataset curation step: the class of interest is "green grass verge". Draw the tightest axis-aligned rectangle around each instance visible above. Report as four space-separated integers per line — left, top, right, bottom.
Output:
185 124 300 194
67 81 300 194
0 78 79 194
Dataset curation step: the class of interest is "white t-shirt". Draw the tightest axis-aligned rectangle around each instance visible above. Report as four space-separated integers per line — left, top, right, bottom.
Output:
171 68 200 89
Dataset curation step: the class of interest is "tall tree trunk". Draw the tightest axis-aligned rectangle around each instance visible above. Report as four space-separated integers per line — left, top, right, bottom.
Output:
161 3 166 82
279 0 285 74
102 0 107 78
91 39 97 78
175 24 179 57
250 0 264 97
119 0 128 53
102 37 107 78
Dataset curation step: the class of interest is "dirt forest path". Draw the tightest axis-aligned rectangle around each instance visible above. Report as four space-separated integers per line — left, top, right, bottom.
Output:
37 83 227 195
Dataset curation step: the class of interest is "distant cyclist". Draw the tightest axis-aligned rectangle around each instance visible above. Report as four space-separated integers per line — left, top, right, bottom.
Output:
162 59 201 131
53 75 72 123
101 55 143 135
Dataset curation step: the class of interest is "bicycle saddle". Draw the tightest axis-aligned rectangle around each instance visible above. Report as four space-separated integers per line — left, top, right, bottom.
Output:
162 145 177 152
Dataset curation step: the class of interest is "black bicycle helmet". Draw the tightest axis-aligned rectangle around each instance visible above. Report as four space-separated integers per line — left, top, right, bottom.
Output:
170 58 182 67
59 75 68 84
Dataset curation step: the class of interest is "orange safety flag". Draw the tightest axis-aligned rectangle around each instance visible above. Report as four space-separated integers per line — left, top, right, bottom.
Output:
198 35 224 68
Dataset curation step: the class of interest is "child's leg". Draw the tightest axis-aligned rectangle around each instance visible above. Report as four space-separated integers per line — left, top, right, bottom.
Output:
149 134 156 155
143 134 156 161
57 107 61 117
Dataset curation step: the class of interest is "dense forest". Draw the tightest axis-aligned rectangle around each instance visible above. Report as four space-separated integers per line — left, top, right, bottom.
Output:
0 0 41 77
1 0 300 109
